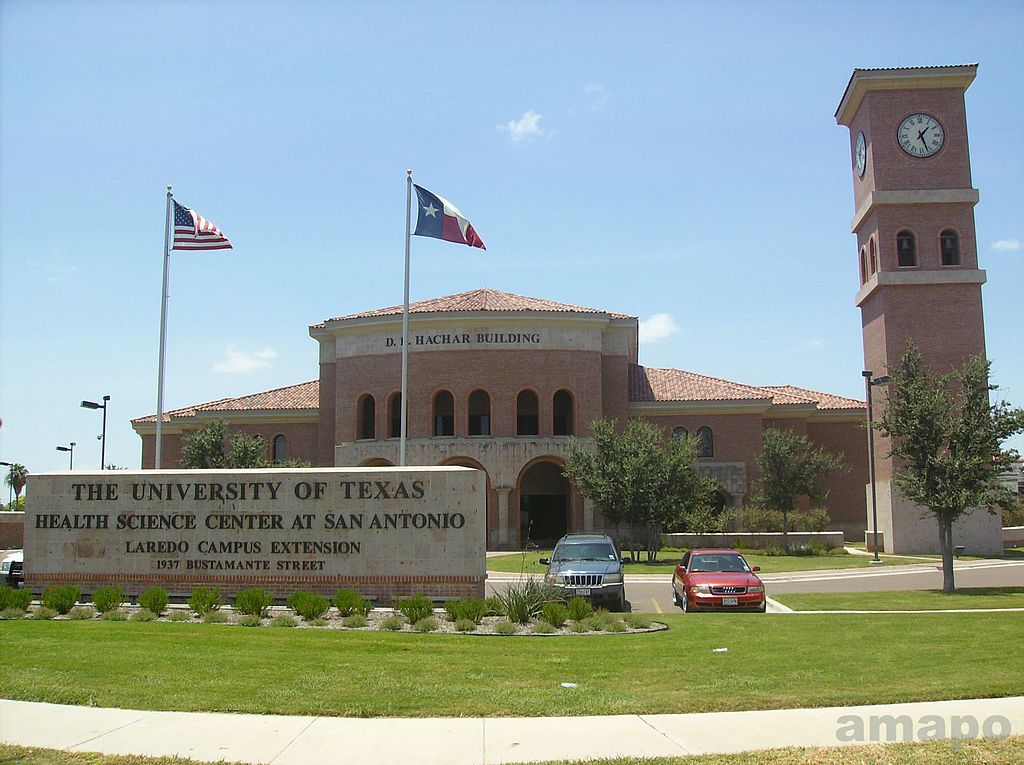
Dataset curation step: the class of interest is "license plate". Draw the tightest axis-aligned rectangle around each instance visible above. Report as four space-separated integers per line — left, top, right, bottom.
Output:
722 597 738 606
575 588 591 596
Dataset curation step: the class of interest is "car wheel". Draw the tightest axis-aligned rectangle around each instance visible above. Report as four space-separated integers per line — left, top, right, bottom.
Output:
758 601 767 613
671 587 679 607
680 592 689 613
615 593 626 612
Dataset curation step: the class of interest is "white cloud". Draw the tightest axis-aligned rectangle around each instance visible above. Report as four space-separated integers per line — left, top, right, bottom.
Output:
499 110 544 142
991 239 1022 252
213 346 277 374
638 313 680 344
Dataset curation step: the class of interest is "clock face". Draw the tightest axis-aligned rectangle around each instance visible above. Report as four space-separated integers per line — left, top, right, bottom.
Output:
854 132 866 177
898 113 945 157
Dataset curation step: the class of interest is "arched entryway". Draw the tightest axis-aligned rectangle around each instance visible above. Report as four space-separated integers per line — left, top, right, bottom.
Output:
517 459 570 547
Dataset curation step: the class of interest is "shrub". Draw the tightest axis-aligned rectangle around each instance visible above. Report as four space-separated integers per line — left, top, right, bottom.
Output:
828 546 849 556
234 588 274 617
32 606 58 620
606 620 627 632
1 607 26 620
130 608 156 622
396 593 433 623
188 587 222 616
168 609 191 622
334 588 372 617
307 618 328 627
102 609 127 621
69 606 96 620
446 597 487 623
0 585 12 609
443 600 460 622
42 585 79 614
413 616 439 633
495 579 559 624
203 611 229 624
455 618 476 633
624 613 652 629
483 596 503 616
342 614 368 628
566 597 593 621
541 602 569 628
740 506 785 533
804 508 832 533
379 615 403 631
684 505 719 534
570 619 591 633
238 615 262 627
2 588 32 612
494 620 518 635
271 614 297 628
138 587 169 615
287 590 330 620
532 621 557 634
91 586 124 613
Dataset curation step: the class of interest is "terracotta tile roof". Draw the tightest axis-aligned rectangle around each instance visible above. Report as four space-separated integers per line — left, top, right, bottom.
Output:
315 288 635 325
629 365 773 403
132 381 319 424
760 385 864 411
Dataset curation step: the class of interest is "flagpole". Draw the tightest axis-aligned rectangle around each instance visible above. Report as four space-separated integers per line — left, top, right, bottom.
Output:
400 170 413 467
155 185 173 469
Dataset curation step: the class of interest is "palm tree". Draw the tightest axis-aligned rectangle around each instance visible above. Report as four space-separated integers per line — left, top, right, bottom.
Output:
5 463 28 503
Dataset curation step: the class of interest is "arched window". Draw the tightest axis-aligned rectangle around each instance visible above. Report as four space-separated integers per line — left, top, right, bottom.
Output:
672 426 688 439
387 392 402 438
468 390 490 436
433 390 454 437
896 230 916 267
940 229 960 265
696 427 714 458
859 246 868 284
552 389 574 436
272 434 288 463
869 238 877 274
517 390 539 436
357 394 375 440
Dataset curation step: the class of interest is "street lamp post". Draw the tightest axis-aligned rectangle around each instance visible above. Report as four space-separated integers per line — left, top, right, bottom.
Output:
862 371 891 564
81 395 110 469
56 442 76 470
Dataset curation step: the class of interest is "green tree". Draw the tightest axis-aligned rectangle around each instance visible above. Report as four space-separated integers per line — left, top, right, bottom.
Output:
180 419 311 469
564 419 717 561
226 433 270 469
875 344 1024 593
755 428 845 551
4 463 28 503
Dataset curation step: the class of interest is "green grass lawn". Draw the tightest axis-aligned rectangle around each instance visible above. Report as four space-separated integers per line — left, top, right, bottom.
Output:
1 613 1021 718
3 737 1023 765
487 549 933 575
773 587 1024 612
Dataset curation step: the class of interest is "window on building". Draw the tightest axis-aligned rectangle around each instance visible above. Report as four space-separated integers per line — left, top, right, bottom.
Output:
387 392 402 438
672 426 688 439
272 434 288 463
433 390 454 437
869 238 877 274
517 390 539 436
468 390 491 436
859 247 868 284
552 389 575 436
940 229 960 265
357 394 375 440
697 427 714 458
896 230 917 267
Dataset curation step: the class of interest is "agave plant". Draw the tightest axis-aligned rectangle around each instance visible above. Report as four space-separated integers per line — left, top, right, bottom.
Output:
495 578 561 624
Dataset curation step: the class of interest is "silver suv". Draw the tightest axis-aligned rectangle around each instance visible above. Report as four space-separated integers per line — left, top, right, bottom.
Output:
540 534 628 611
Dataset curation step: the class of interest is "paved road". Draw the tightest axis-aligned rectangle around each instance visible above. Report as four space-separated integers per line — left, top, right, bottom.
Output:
487 559 1024 614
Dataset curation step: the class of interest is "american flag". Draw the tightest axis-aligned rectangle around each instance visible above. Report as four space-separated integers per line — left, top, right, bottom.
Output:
172 201 233 251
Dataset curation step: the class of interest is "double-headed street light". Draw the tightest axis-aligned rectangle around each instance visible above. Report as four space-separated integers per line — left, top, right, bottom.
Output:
81 395 111 469
863 371 891 564
56 442 76 469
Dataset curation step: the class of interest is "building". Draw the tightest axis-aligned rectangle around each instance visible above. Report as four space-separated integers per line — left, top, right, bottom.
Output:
133 288 868 549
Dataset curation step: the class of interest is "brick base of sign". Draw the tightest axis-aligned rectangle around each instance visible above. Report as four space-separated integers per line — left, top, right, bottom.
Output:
25 572 485 603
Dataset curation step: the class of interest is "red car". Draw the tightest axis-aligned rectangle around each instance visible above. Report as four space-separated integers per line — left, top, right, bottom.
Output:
672 548 766 613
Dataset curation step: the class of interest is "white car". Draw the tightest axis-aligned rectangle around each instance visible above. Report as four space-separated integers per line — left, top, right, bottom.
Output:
1 549 23 587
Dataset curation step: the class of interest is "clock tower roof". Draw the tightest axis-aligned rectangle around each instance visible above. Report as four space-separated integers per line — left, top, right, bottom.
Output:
835 64 978 126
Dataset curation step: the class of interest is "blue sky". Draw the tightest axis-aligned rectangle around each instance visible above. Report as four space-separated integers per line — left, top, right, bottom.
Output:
1 0 1022 476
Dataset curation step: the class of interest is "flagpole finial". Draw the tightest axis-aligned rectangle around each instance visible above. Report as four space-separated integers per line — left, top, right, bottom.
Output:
406 169 412 176
166 185 172 192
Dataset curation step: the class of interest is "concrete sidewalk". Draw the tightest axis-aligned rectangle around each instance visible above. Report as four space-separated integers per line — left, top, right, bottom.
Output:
3 696 1023 764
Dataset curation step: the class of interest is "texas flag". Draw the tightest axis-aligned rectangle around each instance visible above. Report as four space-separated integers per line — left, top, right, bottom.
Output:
413 184 486 250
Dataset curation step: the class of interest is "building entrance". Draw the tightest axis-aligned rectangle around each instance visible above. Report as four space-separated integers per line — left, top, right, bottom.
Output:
518 460 569 547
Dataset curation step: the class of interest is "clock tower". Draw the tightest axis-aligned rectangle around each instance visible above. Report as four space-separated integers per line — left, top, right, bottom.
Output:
836 64 1002 555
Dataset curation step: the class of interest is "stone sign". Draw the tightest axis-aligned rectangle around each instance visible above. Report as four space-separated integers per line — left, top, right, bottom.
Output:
24 466 486 601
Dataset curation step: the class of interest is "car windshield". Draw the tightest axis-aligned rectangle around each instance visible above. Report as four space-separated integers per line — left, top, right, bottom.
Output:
553 543 617 562
690 554 749 573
